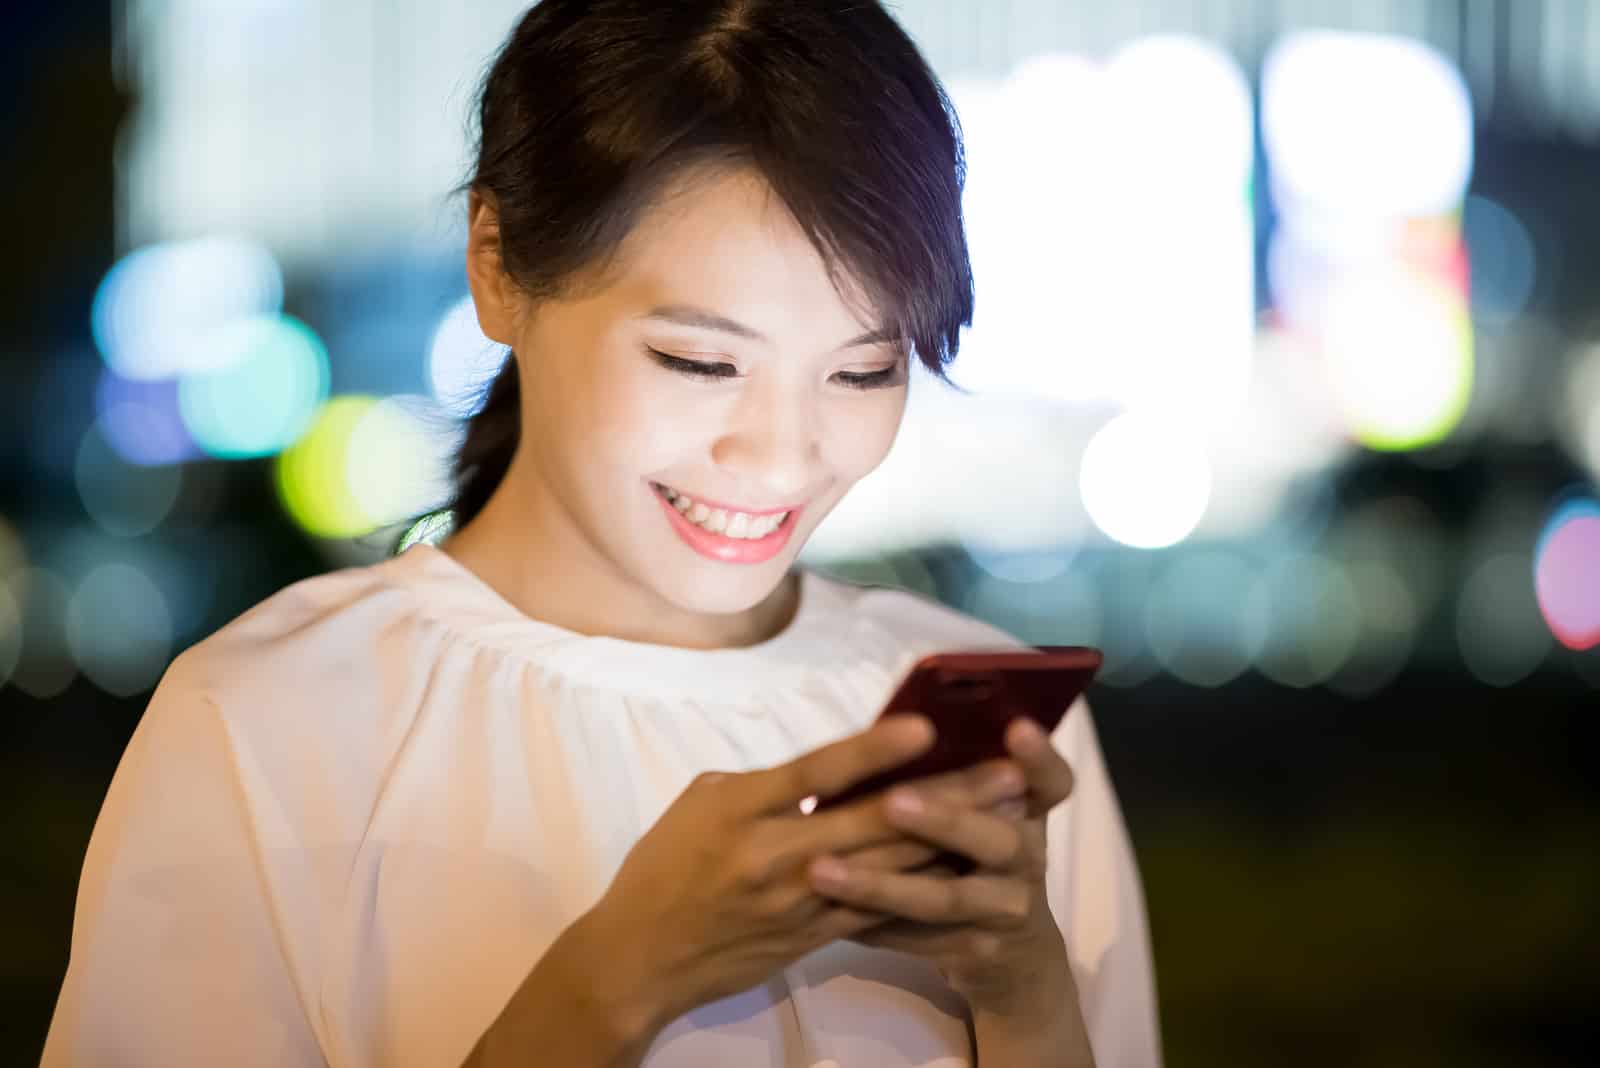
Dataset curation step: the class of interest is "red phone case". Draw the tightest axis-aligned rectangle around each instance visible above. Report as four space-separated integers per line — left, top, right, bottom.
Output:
812 645 1103 813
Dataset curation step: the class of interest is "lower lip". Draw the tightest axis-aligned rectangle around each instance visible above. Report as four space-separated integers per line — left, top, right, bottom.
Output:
651 483 800 564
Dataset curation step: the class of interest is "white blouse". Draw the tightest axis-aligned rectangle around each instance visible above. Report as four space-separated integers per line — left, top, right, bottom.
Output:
40 543 1161 1068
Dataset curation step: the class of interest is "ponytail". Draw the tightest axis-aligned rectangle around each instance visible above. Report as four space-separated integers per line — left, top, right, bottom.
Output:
450 355 519 528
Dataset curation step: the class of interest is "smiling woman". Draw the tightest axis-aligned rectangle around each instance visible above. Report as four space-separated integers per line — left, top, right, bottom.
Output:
40 3 1160 1068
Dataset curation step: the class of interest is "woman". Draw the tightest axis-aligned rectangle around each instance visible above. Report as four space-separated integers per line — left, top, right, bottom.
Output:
41 2 1160 1065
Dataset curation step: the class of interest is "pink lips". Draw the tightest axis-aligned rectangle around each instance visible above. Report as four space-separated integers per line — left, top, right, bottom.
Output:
651 482 801 564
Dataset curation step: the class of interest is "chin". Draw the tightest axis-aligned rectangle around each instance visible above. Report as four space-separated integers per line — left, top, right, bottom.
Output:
659 561 793 617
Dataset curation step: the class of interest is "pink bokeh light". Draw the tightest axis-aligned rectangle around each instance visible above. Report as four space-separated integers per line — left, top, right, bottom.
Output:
1535 499 1600 651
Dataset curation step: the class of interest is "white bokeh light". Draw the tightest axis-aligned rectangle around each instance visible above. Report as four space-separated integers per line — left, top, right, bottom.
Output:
428 295 507 418
1319 268 1474 450
346 395 458 529
1080 413 1212 550
91 235 284 380
948 38 1254 421
1263 30 1474 220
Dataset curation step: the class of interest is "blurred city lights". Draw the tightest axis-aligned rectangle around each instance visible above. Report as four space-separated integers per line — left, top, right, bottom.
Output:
1144 550 1270 687
65 562 173 698
962 568 1103 650
1252 553 1362 688
1082 553 1162 687
6 568 76 699
947 37 1253 420
1456 551 1551 685
178 314 331 458
94 369 200 466
1534 497 1600 651
1080 413 1212 549
0 585 18 690
1324 559 1418 697
429 295 505 418
276 396 393 539
346 396 457 529
1319 269 1475 450
74 424 183 537
1262 31 1473 219
1263 30 1475 456
1462 195 1538 327
91 235 284 380
1567 344 1600 480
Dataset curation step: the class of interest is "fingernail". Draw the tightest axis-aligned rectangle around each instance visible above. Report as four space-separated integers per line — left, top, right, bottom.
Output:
888 788 925 816
983 766 1024 795
1013 718 1046 749
888 716 933 748
812 857 850 885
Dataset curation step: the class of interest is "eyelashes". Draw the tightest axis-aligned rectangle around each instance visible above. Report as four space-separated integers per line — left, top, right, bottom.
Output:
645 348 905 391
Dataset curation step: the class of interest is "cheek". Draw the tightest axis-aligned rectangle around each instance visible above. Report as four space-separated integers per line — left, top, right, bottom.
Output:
598 370 710 470
822 394 906 480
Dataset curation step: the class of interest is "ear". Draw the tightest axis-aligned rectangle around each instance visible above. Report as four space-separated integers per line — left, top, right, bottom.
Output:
465 188 521 345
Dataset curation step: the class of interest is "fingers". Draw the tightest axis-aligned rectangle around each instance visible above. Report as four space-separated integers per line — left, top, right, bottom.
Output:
878 789 1029 872
810 864 1032 928
839 769 1030 874
1004 716 1075 819
771 754 1032 876
743 714 935 818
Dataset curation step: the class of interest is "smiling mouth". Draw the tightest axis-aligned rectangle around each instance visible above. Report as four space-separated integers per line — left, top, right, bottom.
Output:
650 482 798 540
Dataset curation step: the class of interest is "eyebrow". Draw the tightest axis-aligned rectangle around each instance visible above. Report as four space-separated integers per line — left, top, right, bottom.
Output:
639 304 902 351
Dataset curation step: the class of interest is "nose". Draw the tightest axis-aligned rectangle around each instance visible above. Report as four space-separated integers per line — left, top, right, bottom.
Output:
710 376 823 501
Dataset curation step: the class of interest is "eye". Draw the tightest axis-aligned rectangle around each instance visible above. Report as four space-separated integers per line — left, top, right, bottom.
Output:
648 348 738 380
833 365 905 391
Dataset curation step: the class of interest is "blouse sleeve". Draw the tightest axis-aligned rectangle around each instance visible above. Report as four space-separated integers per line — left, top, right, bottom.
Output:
1044 697 1164 1068
38 657 329 1067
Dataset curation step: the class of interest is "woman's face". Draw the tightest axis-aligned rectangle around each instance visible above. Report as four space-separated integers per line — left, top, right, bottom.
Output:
466 165 910 626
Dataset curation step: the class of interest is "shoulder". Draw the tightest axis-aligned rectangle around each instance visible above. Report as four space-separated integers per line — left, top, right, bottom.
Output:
149 553 447 759
172 555 421 698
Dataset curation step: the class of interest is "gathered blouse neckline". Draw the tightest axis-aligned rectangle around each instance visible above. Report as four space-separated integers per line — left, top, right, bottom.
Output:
374 543 884 700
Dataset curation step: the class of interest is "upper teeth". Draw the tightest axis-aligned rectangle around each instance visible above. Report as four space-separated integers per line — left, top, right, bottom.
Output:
659 484 790 540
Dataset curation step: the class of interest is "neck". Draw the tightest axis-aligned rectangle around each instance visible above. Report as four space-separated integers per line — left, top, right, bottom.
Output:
439 451 802 650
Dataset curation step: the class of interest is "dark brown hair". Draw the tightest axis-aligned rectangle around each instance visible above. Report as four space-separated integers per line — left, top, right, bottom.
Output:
448 0 975 528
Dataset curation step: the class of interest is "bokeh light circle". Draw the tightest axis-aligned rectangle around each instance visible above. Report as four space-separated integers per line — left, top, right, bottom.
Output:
178 314 331 458
276 396 389 539
95 369 199 466
1080 413 1212 549
1252 553 1362 688
1534 497 1600 650
429 295 507 418
1462 195 1537 326
75 424 184 537
7 567 77 699
346 396 457 529
962 567 1103 650
1263 30 1473 219
0 584 20 688
66 562 173 697
91 235 284 380
1145 551 1270 687
1320 269 1473 451
1456 551 1551 685
1326 559 1418 697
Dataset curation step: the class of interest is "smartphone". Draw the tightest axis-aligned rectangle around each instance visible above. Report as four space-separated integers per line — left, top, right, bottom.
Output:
812 645 1103 814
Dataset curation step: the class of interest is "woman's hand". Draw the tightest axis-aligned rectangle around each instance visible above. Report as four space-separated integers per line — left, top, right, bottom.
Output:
809 716 1078 1021
586 714 951 1038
